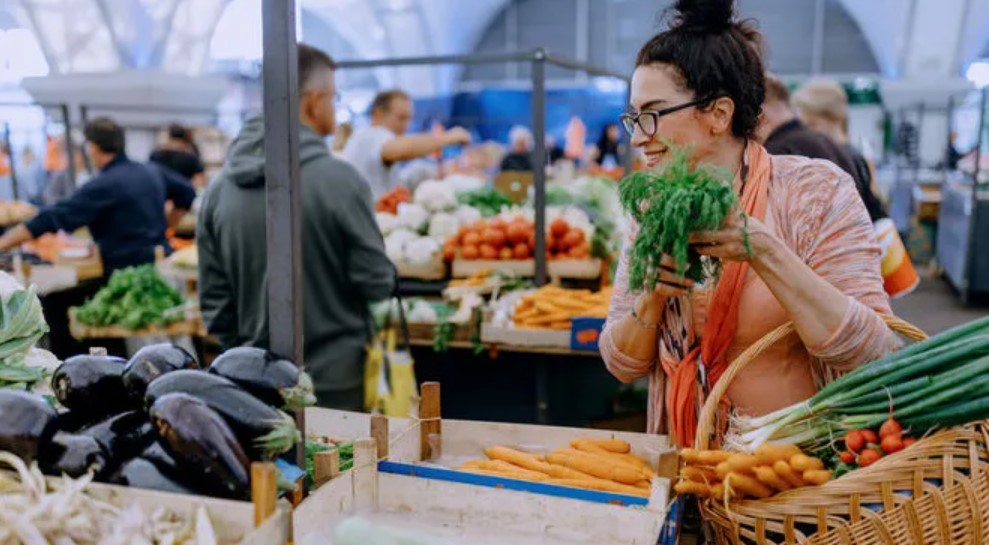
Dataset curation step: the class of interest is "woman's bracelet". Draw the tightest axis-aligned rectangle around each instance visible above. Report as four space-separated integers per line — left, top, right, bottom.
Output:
631 307 662 330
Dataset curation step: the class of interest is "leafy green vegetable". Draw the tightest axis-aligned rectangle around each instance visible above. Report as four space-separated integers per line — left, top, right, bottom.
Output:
457 189 513 217
75 265 184 329
618 147 738 288
0 283 48 369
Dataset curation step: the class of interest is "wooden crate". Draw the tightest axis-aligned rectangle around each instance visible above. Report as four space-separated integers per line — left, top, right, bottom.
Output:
396 254 447 280
408 321 473 344
453 258 602 280
294 438 665 545
84 481 290 545
480 321 571 349
68 308 208 340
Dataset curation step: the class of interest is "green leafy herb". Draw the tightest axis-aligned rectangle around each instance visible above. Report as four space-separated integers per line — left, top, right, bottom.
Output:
618 147 738 289
305 439 355 486
456 189 514 218
75 265 184 330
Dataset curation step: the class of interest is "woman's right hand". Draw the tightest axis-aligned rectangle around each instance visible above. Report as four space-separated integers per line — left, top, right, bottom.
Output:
634 254 694 325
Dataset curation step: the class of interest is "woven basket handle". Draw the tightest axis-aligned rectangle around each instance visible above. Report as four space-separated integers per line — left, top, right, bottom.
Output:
694 314 928 450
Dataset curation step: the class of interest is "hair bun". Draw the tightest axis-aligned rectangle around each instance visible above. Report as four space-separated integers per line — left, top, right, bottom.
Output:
673 0 735 33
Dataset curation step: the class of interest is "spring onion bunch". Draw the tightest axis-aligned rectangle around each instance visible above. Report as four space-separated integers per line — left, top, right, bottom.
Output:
728 316 989 452
618 146 739 287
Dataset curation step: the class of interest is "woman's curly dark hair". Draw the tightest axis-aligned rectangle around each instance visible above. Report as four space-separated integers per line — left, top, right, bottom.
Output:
635 0 766 139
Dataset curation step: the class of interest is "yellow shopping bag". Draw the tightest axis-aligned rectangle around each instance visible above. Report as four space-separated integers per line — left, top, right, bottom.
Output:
364 298 417 417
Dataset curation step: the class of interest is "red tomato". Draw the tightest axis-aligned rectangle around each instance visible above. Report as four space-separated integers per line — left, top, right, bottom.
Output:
513 243 531 259
561 228 585 250
462 232 481 247
550 217 569 238
479 243 498 260
527 231 537 250
499 247 513 260
461 245 479 260
482 228 507 249
443 242 456 262
506 223 528 245
568 242 590 259
488 217 506 231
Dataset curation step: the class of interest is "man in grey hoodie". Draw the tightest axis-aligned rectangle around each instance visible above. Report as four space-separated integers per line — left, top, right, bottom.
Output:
197 44 395 410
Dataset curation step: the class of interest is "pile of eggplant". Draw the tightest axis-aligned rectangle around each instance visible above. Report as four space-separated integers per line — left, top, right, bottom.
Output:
1 344 313 500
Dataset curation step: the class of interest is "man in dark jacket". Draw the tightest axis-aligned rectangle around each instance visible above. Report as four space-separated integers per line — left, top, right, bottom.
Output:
0 117 196 272
197 44 395 410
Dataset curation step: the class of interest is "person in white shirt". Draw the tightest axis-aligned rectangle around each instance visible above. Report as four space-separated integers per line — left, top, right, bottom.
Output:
343 89 471 197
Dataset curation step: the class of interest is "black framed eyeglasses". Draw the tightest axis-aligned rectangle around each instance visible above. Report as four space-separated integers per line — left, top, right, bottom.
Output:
620 97 717 137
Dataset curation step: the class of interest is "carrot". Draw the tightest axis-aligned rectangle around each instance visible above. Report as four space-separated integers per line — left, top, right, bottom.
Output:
773 460 805 488
680 448 701 464
550 478 650 498
674 481 712 498
696 450 732 466
715 461 732 480
803 469 832 486
726 454 761 474
471 460 550 481
633 480 651 489
484 446 553 473
680 466 717 484
571 439 655 476
554 448 646 476
753 465 791 493
547 449 647 484
584 438 632 454
789 454 824 473
754 444 801 466
543 463 598 480
725 472 773 499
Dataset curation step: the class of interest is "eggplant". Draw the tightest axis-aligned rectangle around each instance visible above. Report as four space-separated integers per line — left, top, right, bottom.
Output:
141 440 181 477
149 393 250 499
0 390 59 462
145 370 299 460
208 347 315 411
122 343 199 402
39 432 108 477
78 411 154 465
52 354 131 418
110 457 196 495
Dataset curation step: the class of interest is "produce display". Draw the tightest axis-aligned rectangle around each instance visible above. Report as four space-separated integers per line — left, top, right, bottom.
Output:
446 212 591 262
0 343 312 500
0 450 231 545
727 316 989 454
457 438 653 498
509 285 610 330
456 189 514 218
74 265 185 330
0 273 48 365
375 186 412 215
619 148 738 285
168 244 198 269
675 445 831 501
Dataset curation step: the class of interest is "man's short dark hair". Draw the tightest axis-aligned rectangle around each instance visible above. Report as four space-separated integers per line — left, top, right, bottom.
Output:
764 74 791 105
168 123 192 142
370 89 411 115
298 43 336 94
84 117 125 155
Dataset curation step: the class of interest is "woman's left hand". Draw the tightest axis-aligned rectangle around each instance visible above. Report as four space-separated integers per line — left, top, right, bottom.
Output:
688 210 774 263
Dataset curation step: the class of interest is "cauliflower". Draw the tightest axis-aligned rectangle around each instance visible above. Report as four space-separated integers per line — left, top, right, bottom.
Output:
396 202 429 232
403 237 441 266
406 300 439 324
385 229 419 263
454 205 482 227
413 180 458 213
428 212 460 240
444 174 486 194
375 212 399 236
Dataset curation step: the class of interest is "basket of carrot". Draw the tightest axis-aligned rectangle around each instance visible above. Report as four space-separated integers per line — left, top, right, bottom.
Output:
679 315 989 545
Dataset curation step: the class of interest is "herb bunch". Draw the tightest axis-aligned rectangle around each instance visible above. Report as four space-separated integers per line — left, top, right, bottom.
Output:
618 147 738 290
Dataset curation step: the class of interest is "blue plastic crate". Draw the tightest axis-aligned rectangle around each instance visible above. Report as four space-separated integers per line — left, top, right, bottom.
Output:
570 317 606 351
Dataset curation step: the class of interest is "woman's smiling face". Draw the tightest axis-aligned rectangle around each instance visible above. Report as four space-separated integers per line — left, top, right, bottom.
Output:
627 63 733 169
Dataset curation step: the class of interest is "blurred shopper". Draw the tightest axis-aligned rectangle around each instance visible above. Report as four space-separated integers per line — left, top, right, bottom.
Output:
331 121 353 154
594 123 622 167
16 147 46 203
42 144 89 206
791 79 887 222
0 117 195 272
791 79 916 298
198 44 395 410
343 89 471 198
500 125 534 172
150 123 205 188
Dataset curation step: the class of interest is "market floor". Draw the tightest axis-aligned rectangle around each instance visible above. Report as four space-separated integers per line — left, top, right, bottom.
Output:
890 276 989 334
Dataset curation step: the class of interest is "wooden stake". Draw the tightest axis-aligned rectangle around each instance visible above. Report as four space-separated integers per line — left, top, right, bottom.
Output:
419 382 441 461
313 449 340 487
289 477 305 506
371 414 389 460
353 438 378 512
251 462 277 528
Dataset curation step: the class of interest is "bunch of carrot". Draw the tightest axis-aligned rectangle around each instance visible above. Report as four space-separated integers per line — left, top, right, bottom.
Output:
459 437 654 498
512 286 611 330
675 445 832 501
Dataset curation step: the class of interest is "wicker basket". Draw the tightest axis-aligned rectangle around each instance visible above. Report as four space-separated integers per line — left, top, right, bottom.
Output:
694 316 989 544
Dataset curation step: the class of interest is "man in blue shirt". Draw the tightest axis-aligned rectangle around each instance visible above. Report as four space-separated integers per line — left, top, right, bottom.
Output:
0 117 196 273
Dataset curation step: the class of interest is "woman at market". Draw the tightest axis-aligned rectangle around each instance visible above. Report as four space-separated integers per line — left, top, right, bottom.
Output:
599 0 899 448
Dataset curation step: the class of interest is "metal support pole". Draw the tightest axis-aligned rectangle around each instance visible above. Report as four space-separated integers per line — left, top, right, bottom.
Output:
621 83 633 174
61 104 78 191
79 106 94 175
3 123 19 201
262 0 305 467
962 87 987 303
531 49 547 286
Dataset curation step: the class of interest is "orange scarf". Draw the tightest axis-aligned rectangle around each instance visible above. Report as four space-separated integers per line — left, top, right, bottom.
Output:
663 142 772 448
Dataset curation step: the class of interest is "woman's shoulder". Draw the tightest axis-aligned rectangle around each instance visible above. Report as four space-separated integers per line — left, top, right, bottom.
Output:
769 154 855 198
